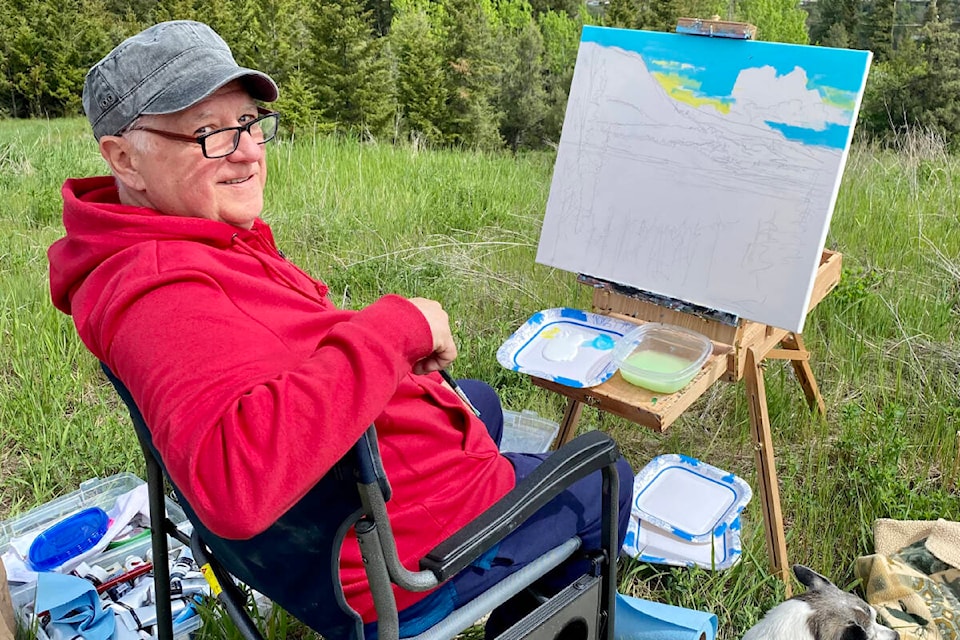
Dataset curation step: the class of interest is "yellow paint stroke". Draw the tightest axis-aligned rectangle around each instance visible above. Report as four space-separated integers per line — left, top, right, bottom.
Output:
819 86 856 112
541 327 562 339
652 71 731 114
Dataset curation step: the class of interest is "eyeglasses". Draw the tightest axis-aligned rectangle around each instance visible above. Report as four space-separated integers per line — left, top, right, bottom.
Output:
126 107 280 159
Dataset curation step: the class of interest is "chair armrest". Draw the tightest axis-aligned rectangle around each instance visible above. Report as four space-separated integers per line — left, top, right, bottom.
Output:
419 430 620 582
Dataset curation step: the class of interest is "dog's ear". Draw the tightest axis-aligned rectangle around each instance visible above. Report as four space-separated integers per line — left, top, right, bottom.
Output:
837 623 868 640
793 565 836 591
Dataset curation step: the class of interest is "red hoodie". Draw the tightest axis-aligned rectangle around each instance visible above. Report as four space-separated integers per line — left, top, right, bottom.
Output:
48 176 516 620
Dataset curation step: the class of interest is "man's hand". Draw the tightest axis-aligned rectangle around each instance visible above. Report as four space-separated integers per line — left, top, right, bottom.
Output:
408 297 458 375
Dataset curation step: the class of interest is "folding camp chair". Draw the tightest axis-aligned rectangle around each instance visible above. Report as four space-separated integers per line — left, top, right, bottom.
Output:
101 363 621 640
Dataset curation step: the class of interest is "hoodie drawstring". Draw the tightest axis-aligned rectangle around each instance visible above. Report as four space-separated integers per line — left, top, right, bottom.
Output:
230 233 329 305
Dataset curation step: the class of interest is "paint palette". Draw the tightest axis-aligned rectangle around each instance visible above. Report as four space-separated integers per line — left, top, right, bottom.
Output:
497 308 639 388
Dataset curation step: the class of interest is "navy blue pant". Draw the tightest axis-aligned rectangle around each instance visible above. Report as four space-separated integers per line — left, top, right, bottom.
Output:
368 380 633 638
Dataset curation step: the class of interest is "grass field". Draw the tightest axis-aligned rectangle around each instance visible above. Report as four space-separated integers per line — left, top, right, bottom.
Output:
2 117 959 638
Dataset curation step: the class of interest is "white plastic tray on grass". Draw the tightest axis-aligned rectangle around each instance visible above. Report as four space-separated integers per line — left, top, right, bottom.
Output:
622 515 743 570
631 454 752 543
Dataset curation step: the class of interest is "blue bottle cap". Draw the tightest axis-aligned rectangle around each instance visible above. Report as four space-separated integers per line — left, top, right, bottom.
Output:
28 507 109 571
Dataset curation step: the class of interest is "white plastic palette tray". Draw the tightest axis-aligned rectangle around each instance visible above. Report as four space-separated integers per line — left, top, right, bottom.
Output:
632 454 752 543
497 308 638 388
623 515 742 570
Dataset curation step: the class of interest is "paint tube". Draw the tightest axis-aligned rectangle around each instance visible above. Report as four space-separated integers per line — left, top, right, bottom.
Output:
169 576 211 598
169 546 196 582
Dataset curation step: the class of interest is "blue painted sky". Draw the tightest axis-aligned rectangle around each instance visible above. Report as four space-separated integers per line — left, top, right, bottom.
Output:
580 26 871 149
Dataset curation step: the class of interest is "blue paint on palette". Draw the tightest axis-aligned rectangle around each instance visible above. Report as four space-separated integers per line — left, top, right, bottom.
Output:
559 307 589 321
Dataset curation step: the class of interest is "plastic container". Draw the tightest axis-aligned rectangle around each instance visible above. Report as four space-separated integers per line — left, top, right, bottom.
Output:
1 472 195 639
27 506 109 571
610 323 712 394
630 454 752 543
500 410 560 453
623 516 742 570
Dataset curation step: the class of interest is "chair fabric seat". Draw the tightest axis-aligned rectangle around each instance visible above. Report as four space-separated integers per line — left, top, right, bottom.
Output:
101 363 622 640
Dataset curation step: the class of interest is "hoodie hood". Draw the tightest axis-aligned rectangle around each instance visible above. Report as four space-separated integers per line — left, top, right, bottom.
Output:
49 176 270 314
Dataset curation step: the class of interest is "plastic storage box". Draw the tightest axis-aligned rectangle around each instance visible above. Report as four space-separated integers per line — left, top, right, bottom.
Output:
610 323 712 394
0 472 197 639
500 410 560 453
622 454 752 570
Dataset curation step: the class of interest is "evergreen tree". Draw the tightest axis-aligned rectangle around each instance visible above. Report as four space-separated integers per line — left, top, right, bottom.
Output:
272 67 322 137
494 0 548 149
858 36 924 140
638 0 679 32
388 4 447 144
150 0 202 22
528 0 579 16
808 0 857 44
605 0 640 27
306 0 396 139
857 0 894 60
810 0 860 47
820 21 850 46
437 0 502 148
539 8 581 142
365 0 394 35
206 0 259 69
0 0 113 118
256 0 311 85
913 15 960 143
676 0 727 20
938 0 959 26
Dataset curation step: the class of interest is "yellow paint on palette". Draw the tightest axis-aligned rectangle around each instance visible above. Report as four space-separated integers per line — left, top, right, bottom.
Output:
651 71 731 114
540 326 562 339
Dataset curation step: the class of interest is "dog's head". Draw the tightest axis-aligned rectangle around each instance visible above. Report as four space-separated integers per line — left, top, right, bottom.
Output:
791 565 898 640
742 565 899 640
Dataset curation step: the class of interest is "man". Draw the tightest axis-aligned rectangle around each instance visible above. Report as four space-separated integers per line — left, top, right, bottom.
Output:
48 20 633 638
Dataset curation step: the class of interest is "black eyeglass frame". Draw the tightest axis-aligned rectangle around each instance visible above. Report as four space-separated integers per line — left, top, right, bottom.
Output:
124 107 280 158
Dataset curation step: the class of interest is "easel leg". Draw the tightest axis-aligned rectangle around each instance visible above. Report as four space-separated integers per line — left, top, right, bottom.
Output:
744 347 791 596
552 398 584 449
780 333 825 416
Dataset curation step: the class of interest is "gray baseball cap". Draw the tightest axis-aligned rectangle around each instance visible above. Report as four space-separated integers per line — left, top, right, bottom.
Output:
83 20 279 140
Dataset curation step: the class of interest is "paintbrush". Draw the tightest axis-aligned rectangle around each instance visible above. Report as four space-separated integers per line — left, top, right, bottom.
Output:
439 369 482 417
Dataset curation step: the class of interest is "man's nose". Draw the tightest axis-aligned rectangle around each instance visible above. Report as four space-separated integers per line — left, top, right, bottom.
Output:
228 129 262 161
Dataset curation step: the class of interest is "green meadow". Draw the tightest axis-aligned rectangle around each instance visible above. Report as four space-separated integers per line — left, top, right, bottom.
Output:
2 117 960 638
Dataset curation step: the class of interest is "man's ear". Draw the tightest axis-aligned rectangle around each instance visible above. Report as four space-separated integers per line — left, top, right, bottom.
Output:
99 136 146 192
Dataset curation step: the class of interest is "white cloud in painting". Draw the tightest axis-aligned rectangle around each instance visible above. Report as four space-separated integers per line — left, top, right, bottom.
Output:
729 65 850 130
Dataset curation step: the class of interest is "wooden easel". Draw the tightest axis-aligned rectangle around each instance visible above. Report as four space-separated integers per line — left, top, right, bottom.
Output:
531 249 842 594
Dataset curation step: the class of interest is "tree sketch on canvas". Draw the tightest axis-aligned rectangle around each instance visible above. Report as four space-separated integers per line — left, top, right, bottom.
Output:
536 26 872 332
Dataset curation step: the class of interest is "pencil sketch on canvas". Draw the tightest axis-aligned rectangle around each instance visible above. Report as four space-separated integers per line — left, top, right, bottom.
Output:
536 26 871 332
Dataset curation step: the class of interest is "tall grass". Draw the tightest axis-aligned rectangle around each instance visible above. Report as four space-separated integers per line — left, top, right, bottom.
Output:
2 118 959 638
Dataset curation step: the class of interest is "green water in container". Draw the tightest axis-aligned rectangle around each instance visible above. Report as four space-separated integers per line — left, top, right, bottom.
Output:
620 351 695 392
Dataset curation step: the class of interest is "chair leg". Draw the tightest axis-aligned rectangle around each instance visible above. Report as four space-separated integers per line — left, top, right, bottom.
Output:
144 448 175 640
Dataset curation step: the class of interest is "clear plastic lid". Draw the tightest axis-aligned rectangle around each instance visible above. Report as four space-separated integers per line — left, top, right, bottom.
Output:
28 506 109 571
610 323 712 392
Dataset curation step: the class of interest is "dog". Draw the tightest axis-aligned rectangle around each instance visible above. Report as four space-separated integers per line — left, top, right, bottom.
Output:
742 565 899 640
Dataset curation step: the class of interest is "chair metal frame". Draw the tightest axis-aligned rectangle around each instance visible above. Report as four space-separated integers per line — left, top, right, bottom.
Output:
102 364 620 640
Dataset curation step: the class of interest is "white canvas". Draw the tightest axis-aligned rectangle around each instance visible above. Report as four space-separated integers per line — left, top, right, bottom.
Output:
536 27 872 332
